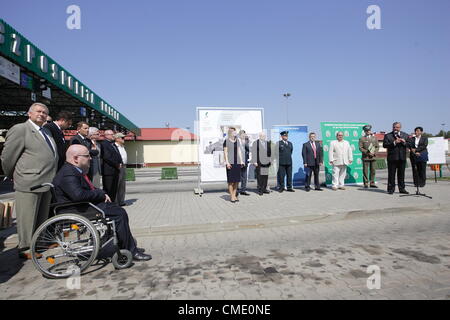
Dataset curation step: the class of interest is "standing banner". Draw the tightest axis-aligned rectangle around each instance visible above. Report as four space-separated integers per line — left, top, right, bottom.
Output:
271 125 309 187
428 137 446 164
320 122 368 186
197 107 264 183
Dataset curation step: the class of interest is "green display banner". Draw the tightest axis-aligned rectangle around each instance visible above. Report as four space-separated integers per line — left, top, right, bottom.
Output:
320 122 368 186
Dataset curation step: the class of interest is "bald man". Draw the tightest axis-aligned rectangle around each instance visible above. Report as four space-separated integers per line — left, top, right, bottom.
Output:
52 145 151 261
1 103 58 259
101 130 123 202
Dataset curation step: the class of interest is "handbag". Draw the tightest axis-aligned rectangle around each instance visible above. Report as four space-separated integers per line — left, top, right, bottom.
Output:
416 151 429 163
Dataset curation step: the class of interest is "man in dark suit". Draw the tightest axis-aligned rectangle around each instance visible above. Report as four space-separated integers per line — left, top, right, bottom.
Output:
383 122 410 195
238 130 251 196
70 121 92 148
302 132 323 192
101 130 123 202
44 111 73 171
251 132 272 196
408 126 429 188
53 144 151 261
276 131 295 192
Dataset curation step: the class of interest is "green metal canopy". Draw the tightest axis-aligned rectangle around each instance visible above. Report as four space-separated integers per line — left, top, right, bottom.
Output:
0 18 140 135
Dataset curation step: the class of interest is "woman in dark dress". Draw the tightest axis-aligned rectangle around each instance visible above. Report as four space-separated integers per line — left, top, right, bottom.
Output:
408 127 428 188
223 127 244 203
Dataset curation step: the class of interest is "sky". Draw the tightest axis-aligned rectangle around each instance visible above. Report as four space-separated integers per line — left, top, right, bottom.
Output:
1 0 450 136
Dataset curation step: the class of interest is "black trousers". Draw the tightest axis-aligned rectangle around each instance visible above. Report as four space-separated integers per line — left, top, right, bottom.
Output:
411 159 427 187
387 160 406 192
305 165 320 189
239 165 248 192
255 167 269 193
277 164 293 189
97 202 137 254
103 174 119 202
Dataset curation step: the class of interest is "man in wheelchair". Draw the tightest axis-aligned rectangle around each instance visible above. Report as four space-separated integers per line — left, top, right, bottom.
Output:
52 144 152 261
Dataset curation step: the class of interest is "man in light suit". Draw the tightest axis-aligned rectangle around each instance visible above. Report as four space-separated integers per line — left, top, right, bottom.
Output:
1 103 58 259
329 131 353 191
302 132 323 192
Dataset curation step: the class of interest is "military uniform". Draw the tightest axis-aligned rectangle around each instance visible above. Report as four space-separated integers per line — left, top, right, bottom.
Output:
276 131 294 192
358 126 379 187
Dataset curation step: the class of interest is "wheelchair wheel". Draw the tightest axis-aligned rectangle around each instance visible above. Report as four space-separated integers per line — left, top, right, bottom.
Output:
112 249 133 270
30 214 100 279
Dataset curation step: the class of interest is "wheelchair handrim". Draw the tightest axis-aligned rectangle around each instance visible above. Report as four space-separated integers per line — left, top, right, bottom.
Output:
31 214 100 279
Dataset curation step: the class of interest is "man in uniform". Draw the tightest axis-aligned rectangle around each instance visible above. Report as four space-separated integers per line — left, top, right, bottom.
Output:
359 125 379 188
276 131 295 192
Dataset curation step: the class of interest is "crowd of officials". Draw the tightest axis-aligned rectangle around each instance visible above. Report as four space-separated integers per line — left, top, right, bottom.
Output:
0 102 430 262
0 103 151 261
223 122 429 202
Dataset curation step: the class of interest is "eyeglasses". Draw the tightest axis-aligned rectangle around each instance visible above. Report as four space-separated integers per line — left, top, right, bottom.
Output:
77 154 91 158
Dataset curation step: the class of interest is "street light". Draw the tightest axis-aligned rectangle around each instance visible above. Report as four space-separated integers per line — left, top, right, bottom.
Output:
283 93 291 125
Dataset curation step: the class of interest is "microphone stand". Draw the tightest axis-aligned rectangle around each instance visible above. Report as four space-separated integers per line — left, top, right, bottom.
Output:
400 152 432 199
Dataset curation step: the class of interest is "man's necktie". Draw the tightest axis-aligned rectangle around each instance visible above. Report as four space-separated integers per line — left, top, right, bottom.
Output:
311 142 317 159
83 174 95 190
40 128 55 156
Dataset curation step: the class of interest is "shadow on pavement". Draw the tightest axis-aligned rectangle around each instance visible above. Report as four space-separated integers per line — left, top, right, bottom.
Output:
124 199 138 206
0 248 25 284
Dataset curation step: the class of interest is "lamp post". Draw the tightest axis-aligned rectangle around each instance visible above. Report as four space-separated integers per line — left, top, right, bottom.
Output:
283 93 291 125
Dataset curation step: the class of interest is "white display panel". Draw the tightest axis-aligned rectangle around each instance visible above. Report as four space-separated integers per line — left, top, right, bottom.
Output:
197 107 264 183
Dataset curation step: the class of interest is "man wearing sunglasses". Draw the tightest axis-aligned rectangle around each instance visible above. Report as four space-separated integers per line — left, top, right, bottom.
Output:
52 144 151 262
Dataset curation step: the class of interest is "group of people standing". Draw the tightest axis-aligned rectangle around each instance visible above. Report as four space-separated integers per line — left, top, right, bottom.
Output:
45 115 129 205
223 122 429 202
1 103 151 262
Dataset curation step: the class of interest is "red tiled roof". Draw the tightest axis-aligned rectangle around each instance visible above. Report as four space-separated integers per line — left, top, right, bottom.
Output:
374 133 385 141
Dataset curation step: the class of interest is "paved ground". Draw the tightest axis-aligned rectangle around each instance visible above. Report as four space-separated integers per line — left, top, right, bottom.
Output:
1 209 450 300
0 167 449 300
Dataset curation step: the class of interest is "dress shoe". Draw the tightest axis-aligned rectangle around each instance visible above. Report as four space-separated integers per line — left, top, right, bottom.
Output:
240 192 250 196
286 189 295 192
364 185 369 189
263 190 270 194
258 192 263 196
370 185 378 189
278 189 284 193
133 252 152 261
338 187 346 190
315 188 323 191
305 188 311 192
399 190 409 195
137 247 146 253
388 190 394 195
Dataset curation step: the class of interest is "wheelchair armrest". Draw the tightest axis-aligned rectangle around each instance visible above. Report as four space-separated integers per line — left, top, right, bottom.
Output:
52 201 105 219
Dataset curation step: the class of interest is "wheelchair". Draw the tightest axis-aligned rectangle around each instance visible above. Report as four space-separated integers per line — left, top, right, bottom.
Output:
29 183 133 279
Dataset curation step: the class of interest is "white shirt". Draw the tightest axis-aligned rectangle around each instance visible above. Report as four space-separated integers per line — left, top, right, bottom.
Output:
415 136 421 148
329 140 353 166
115 143 128 165
28 119 56 156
